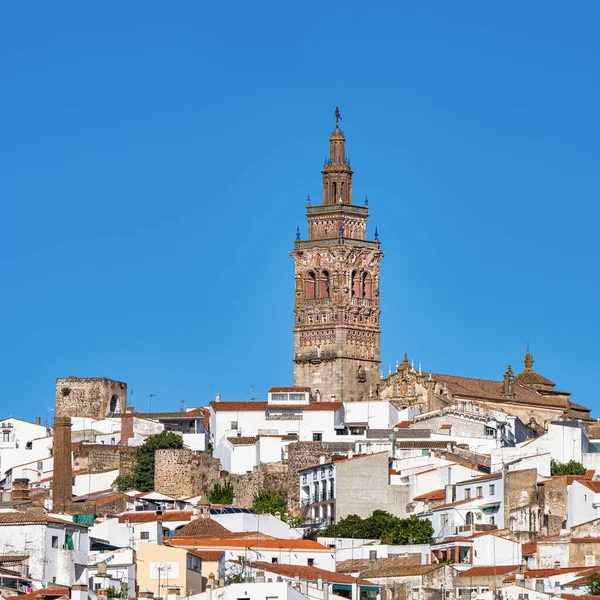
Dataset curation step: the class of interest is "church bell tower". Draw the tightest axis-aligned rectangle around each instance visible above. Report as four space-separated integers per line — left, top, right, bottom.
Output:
290 110 383 402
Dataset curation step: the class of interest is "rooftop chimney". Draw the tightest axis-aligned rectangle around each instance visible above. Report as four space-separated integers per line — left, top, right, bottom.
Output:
319 455 326 465
369 550 378 570
317 574 323 590
215 393 221 403
139 590 154 599
12 478 30 504
166 587 180 600
35 416 41 426
71 583 88 600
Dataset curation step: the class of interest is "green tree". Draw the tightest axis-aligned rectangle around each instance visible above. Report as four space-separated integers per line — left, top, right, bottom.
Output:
322 513 369 538
133 430 184 492
588 572 600 595
551 459 586 476
381 515 434 545
106 586 126 599
252 489 287 516
113 475 135 492
208 481 234 504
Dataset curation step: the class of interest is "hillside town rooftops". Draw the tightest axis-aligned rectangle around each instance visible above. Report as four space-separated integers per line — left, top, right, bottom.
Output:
210 401 342 412
246 560 373 585
0 510 88 528
168 538 330 550
117 510 193 523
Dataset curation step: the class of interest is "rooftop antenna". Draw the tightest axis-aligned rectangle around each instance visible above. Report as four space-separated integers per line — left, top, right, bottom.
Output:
246 384 259 402
149 394 156 412
128 388 134 409
180 399 186 412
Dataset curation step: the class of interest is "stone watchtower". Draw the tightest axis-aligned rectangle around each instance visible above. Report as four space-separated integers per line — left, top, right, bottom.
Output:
290 112 383 402
55 376 127 418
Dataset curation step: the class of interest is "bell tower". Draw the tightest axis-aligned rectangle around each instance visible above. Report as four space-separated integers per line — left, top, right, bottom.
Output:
290 110 383 402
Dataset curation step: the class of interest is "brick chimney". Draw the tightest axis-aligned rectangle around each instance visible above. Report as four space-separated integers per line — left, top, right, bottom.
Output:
12 478 30 504
139 590 154 599
71 583 88 600
52 416 73 513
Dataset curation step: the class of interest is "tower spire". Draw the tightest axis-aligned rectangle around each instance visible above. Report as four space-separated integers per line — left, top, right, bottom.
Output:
322 107 353 205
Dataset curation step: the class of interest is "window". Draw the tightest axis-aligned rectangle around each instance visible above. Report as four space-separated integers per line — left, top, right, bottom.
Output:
489 484 495 496
230 421 238 430
2 432 9 442
140 531 150 540
490 516 495 525
51 536 59 548
313 432 322 442
187 554 201 572
305 271 316 300
464 488 471 499
111 438 116 445
307 558 314 567
271 557 278 564
476 486 483 498
37 461 43 470
440 514 448 527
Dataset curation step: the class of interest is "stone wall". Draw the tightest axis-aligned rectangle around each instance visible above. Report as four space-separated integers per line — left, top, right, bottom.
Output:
154 449 222 497
56 377 127 419
226 442 335 512
73 444 137 477
539 477 568 536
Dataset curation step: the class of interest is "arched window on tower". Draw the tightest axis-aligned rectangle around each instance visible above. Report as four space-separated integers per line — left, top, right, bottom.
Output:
332 181 337 204
108 394 118 417
305 271 316 300
362 272 372 299
351 270 360 298
320 270 330 299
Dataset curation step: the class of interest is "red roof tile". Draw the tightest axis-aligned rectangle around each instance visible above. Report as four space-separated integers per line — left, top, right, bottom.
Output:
169 538 329 550
394 421 414 428
268 387 311 392
457 472 502 485
118 510 193 523
458 566 519 577
210 401 342 412
413 488 446 501
195 551 225 561
248 560 372 585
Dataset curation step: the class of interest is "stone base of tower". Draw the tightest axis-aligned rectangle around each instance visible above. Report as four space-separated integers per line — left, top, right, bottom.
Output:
293 356 381 402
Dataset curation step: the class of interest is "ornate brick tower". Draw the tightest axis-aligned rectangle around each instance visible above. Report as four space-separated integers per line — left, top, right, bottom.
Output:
291 111 383 402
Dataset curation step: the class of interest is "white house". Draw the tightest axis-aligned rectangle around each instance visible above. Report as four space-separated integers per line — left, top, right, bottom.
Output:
567 479 600 528
0 509 89 586
87 547 136 597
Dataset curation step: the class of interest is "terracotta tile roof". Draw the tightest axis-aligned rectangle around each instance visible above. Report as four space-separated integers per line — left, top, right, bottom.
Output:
430 372 565 408
432 497 478 510
0 555 28 564
457 472 502 485
571 537 600 543
333 451 389 464
575 480 600 493
521 541 537 555
440 424 452 430
584 469 596 480
394 421 414 428
360 563 442 578
457 565 519 577
195 550 225 561
268 387 311 392
396 441 453 449
413 488 446 501
133 408 208 420
173 517 230 538
504 567 587 580
248 560 372 585
16 588 70 600
169 538 329 550
337 556 421 574
94 492 127 506
228 436 257 445
118 510 193 523
0 510 88 528
514 369 555 387
210 401 342 412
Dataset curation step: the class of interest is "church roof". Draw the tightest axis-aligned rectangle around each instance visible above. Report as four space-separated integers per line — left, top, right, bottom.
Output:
429 373 566 408
514 347 556 387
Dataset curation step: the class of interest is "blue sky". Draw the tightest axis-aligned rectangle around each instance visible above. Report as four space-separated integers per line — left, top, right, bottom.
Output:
1 2 599 418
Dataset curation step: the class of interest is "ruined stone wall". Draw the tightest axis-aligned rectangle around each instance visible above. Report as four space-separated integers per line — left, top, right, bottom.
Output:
154 449 222 497
539 477 568 535
73 444 137 477
56 377 127 419
226 442 334 512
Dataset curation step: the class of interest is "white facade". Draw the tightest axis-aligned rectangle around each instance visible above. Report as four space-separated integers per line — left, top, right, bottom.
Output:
211 510 291 539
88 547 136 597
73 469 119 497
471 534 521 566
0 417 50 484
567 480 600 528
0 514 88 586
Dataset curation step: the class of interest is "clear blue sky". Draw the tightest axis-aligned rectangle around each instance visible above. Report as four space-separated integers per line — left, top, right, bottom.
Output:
2 2 599 418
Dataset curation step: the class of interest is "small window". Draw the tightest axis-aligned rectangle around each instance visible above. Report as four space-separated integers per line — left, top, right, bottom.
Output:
37 461 43 470
307 558 314 567
476 486 483 498
465 488 471 499
271 557 278 564
313 433 322 442
111 438 116 445
489 484 495 496
140 531 150 540
230 421 238 430
490 516 495 525
51 536 59 548
2 432 9 442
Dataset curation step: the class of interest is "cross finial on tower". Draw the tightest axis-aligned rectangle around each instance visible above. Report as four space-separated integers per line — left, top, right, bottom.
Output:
374 226 379 240
307 193 311 205
365 195 368 206
296 226 300 240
